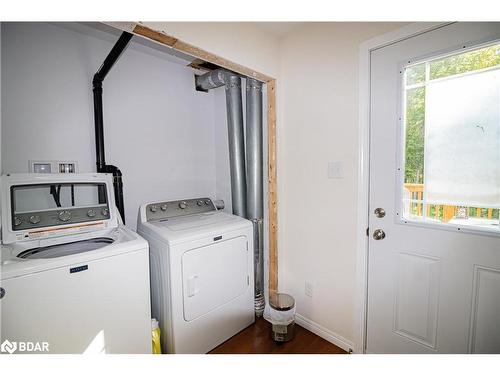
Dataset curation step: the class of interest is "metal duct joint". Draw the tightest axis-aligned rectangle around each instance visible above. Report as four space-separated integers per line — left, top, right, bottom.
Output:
246 78 265 316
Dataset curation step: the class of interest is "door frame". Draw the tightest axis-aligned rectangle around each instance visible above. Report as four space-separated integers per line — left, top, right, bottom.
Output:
354 21 455 354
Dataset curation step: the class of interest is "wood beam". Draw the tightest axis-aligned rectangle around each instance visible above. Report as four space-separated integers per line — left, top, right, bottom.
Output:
267 79 278 293
132 24 178 47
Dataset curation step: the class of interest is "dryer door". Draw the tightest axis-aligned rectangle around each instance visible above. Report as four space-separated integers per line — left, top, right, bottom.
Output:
182 235 249 321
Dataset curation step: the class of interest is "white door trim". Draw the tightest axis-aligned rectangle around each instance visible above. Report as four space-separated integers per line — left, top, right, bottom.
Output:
354 21 456 354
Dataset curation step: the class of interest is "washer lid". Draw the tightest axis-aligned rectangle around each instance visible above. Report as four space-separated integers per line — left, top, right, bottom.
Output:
17 237 115 259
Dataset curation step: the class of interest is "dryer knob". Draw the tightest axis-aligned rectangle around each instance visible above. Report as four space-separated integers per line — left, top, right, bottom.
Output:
87 209 96 218
204 200 211 205
197 200 203 206
101 208 109 217
14 216 22 226
150 205 158 213
179 202 187 209
29 215 41 224
160 204 167 211
58 210 71 222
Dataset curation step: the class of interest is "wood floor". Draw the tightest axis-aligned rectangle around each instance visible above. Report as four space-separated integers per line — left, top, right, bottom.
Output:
209 318 347 354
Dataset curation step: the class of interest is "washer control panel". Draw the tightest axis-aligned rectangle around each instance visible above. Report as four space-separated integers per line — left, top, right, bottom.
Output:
10 181 110 231
13 205 110 231
146 197 216 221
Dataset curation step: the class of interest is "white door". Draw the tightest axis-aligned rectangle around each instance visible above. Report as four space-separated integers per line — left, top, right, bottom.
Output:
367 22 500 354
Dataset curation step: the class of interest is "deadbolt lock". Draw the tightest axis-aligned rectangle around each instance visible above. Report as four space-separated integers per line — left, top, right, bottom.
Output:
373 229 386 240
374 207 386 218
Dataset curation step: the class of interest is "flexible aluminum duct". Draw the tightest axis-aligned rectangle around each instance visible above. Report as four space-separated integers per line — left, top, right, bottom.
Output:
195 69 227 91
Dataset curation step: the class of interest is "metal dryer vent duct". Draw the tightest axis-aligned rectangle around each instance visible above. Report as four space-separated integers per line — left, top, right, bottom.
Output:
196 70 247 218
195 70 265 316
245 78 265 316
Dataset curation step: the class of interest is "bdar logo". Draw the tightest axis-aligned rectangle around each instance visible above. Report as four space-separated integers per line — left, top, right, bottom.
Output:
1 340 17 354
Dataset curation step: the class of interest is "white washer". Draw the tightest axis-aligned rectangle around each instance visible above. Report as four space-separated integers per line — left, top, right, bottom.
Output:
0 173 151 354
137 198 255 354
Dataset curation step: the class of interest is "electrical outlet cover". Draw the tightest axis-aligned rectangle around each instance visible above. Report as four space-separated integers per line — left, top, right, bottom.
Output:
305 281 313 297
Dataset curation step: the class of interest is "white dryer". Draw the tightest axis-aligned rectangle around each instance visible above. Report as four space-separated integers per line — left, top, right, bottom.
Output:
0 173 151 354
137 198 255 354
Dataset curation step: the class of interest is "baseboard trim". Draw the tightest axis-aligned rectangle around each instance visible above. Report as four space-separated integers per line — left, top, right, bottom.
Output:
295 314 354 353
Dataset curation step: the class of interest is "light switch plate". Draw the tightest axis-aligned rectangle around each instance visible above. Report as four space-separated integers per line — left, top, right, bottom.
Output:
328 161 344 179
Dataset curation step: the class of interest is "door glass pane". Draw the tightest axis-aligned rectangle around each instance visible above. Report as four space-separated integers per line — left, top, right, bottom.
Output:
402 42 500 232
406 63 426 85
430 44 500 80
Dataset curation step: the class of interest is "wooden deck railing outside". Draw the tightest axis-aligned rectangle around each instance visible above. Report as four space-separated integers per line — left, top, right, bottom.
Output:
404 183 497 222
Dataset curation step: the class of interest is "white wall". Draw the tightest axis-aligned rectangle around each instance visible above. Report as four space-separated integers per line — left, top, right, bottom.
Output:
278 22 407 347
1 22 228 228
143 22 281 79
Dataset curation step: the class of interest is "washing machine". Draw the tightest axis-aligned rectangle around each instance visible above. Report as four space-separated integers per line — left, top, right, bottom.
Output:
137 198 255 354
0 173 151 354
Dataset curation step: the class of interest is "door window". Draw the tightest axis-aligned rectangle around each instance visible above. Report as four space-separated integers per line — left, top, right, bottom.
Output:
401 42 500 233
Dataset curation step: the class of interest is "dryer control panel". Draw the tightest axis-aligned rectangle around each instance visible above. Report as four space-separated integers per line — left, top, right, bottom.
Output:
146 198 216 221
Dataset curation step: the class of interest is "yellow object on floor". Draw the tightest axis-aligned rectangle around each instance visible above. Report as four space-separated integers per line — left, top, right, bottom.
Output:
151 318 162 354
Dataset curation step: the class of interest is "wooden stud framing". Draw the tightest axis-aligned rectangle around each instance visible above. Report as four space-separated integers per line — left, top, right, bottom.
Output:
106 22 279 293
132 24 178 47
267 80 278 293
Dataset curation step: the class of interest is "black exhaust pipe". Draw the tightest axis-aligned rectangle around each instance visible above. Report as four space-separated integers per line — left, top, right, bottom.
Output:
92 32 133 223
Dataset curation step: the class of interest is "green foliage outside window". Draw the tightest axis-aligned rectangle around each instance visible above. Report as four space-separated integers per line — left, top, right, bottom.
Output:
404 43 500 184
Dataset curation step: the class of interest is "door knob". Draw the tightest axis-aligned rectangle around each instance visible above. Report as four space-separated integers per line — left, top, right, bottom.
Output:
374 207 386 218
373 229 386 240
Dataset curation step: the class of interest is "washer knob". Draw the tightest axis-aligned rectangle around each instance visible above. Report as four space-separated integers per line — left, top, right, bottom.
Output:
179 201 187 209
205 200 211 205
101 208 109 217
87 209 96 218
14 216 22 226
197 200 203 206
160 204 167 211
29 215 41 224
58 210 71 222
150 205 158 213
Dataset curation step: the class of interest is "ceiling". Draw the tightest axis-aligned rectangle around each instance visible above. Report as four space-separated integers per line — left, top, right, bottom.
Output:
252 22 304 38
